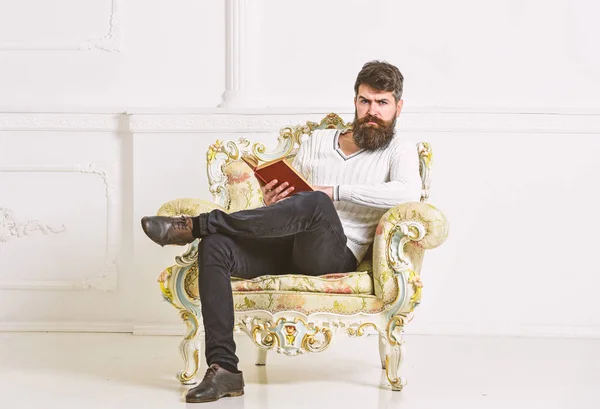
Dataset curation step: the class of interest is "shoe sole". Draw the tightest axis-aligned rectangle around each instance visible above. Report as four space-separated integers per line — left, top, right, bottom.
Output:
186 389 244 403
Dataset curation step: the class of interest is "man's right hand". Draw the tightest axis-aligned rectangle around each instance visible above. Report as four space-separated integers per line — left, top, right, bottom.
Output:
261 179 294 206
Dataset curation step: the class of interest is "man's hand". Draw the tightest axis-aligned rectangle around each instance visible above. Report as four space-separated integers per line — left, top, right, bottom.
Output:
261 179 294 206
313 186 333 200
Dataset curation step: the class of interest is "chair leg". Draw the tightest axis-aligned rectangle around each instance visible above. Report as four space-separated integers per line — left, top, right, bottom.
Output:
378 332 387 369
177 310 202 385
383 316 408 391
255 348 268 366
385 341 406 391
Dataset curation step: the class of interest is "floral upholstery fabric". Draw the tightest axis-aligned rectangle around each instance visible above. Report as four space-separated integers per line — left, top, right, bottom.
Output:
257 266 372 294
182 260 374 298
163 263 385 316
156 198 226 217
222 160 264 212
373 201 448 304
231 291 385 315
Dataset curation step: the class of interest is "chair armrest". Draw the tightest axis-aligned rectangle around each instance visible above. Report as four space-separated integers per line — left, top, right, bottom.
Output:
372 202 449 306
156 198 226 217
155 198 227 267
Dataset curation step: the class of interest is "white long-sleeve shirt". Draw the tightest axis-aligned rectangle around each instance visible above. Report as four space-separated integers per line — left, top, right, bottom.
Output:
292 128 421 263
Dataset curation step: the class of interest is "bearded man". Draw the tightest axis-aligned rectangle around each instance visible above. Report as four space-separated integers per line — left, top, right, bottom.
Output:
141 60 422 403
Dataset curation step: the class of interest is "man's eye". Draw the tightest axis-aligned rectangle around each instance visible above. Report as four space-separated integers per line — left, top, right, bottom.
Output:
379 101 388 105
360 100 368 104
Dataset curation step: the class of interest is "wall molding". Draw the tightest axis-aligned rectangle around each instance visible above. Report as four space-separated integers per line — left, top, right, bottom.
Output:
90 322 600 339
129 112 334 133
1 321 598 339
0 207 66 243
132 323 600 339
133 323 185 336
1 109 598 134
398 111 600 134
0 321 132 333
0 113 122 132
407 323 600 339
0 163 119 291
0 0 121 52
220 0 256 108
129 110 600 134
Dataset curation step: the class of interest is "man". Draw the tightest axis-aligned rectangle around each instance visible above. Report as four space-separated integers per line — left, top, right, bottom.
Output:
141 60 422 403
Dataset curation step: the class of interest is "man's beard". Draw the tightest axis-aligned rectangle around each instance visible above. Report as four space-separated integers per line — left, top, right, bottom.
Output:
352 112 396 151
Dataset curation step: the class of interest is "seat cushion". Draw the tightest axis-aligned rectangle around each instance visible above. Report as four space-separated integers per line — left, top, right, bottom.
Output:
231 291 385 315
231 260 373 294
183 260 374 298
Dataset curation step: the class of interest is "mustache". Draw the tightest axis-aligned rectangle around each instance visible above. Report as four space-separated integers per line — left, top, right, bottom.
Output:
355 115 386 127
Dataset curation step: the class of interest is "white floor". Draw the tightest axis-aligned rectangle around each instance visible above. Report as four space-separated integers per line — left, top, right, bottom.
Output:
0 332 598 409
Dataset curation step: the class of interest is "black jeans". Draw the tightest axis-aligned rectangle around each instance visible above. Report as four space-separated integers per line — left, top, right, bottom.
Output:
196 191 357 369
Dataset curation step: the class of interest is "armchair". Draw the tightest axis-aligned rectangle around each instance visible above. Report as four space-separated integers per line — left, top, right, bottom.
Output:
154 113 449 390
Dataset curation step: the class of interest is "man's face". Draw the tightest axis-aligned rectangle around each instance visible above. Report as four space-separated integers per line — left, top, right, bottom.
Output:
352 84 403 151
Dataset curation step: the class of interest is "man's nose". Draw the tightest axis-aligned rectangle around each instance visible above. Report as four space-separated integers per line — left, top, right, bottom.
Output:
368 104 379 116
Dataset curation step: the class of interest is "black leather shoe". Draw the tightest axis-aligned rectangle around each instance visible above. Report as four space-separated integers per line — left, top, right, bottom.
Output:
140 215 195 246
185 364 245 403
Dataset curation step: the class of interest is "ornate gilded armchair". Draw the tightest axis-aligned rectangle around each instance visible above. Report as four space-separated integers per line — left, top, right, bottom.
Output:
155 113 449 390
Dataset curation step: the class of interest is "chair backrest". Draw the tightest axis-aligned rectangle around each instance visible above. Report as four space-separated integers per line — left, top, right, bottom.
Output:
206 113 432 211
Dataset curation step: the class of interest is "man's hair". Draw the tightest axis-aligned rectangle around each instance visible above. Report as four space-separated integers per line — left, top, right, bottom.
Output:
354 60 404 101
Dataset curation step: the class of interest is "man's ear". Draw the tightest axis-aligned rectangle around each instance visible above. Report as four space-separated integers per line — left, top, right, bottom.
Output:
396 99 404 117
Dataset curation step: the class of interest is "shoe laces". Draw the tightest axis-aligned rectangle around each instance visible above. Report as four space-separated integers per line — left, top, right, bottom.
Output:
173 216 189 230
202 365 219 382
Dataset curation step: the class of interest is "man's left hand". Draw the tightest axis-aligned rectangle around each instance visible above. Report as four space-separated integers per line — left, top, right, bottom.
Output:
312 186 333 200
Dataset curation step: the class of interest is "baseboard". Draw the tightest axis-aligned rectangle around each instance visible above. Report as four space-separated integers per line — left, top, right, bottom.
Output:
132 324 184 336
0 321 184 335
406 323 600 339
0 321 132 333
133 322 600 339
2 321 599 339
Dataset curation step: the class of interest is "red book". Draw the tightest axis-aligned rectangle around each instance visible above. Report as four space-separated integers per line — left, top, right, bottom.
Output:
241 155 313 194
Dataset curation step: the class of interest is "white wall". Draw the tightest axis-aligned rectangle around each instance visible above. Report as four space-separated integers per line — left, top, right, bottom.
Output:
0 0 225 108
1 0 599 338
